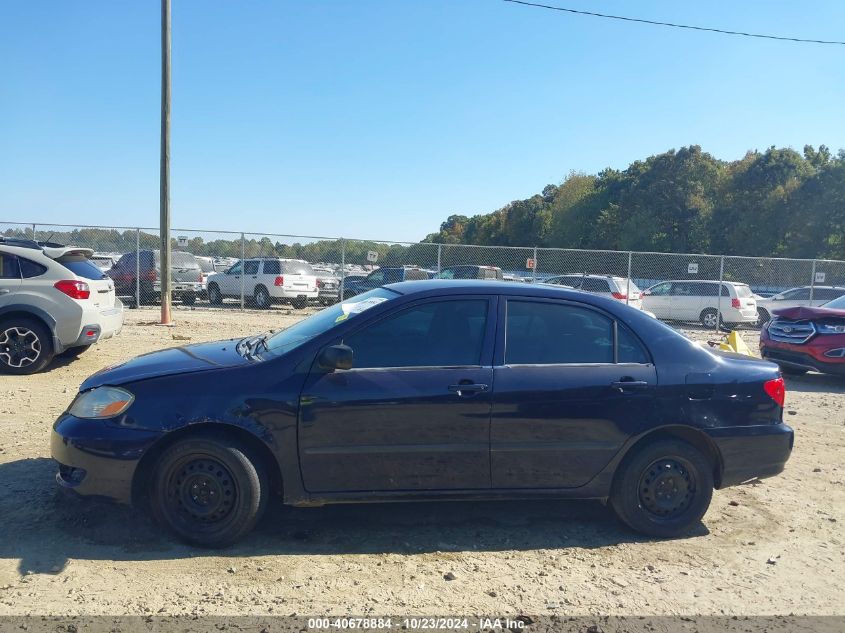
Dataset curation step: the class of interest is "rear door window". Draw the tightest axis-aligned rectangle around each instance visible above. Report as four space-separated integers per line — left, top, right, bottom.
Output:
581 278 611 293
0 254 20 279
244 261 260 275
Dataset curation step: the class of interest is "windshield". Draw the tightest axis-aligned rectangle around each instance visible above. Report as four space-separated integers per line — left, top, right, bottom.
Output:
823 295 845 310
266 287 398 354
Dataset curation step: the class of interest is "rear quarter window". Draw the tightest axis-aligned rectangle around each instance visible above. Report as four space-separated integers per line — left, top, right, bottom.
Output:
19 257 48 278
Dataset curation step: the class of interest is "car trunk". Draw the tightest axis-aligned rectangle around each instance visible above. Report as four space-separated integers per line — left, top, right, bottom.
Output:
281 262 317 292
56 253 116 308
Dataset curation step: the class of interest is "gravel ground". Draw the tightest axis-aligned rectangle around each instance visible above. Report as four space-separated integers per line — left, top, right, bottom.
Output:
0 307 843 617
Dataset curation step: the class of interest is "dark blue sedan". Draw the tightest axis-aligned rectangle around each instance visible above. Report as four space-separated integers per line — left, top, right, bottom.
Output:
52 280 793 547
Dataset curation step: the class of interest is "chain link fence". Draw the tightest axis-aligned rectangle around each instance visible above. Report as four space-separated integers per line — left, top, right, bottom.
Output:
3 221 844 331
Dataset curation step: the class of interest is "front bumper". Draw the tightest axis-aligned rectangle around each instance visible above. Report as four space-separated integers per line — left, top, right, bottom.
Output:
707 423 794 488
51 414 162 504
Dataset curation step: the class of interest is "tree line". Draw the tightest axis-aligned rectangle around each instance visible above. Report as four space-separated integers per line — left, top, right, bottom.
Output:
424 145 845 260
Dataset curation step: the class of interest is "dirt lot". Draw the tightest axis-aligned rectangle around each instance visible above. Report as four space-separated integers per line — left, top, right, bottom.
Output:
0 307 843 617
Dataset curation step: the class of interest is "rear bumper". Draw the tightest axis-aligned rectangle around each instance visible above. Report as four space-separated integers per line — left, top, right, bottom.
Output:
57 300 124 352
51 414 162 504
707 423 794 488
270 288 319 300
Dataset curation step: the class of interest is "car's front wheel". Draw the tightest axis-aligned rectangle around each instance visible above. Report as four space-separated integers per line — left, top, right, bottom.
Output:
610 439 713 538
149 435 269 548
0 318 55 375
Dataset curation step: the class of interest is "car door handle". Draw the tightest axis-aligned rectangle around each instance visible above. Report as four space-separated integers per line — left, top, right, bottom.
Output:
448 383 489 396
610 380 649 391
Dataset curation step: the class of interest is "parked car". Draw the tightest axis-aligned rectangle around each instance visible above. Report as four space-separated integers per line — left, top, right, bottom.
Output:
759 295 845 375
435 265 504 280
756 286 845 325
107 249 203 306
0 237 124 374
642 280 758 328
194 256 217 299
341 266 429 298
52 279 792 546
315 274 340 305
90 253 118 272
206 258 318 309
543 274 644 310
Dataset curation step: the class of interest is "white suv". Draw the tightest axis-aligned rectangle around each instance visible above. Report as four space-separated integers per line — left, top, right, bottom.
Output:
542 274 644 310
0 238 124 374
206 257 319 309
642 280 758 327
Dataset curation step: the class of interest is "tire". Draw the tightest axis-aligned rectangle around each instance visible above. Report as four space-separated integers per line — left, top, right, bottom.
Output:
610 438 714 538
59 345 90 359
182 293 197 306
208 283 223 306
699 308 720 329
254 285 271 310
291 297 307 309
149 435 268 548
757 307 770 326
0 317 55 375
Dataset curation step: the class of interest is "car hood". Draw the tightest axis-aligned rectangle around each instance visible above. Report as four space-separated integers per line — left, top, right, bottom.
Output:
80 339 251 390
772 306 845 320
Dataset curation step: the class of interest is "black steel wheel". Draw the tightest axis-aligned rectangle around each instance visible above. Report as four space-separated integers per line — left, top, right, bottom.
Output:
0 318 54 375
150 435 268 547
610 438 713 538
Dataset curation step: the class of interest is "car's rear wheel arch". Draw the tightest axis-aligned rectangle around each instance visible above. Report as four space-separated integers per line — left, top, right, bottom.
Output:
616 425 723 489
132 423 283 507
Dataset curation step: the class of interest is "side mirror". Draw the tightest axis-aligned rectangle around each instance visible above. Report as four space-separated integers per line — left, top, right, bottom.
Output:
317 344 353 371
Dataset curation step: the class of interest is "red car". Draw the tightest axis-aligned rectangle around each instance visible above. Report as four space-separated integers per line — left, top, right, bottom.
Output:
760 295 845 376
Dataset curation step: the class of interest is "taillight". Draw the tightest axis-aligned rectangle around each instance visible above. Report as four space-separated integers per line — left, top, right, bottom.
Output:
274 276 285 287
763 377 785 408
141 270 157 282
731 298 741 309
54 280 90 300
611 292 627 300
198 272 203 282
316 279 324 288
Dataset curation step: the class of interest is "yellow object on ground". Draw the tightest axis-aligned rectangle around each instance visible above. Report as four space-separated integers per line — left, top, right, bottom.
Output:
718 330 753 356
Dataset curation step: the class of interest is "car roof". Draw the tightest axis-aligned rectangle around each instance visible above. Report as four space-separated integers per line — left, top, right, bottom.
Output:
386 278 617 301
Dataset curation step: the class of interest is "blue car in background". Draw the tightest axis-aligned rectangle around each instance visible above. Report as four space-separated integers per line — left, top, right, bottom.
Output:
52 280 793 547
341 266 430 299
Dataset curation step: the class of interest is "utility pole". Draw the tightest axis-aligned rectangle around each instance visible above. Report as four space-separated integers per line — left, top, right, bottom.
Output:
159 0 173 324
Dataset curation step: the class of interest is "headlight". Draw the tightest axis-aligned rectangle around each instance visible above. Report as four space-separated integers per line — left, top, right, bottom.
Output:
69 386 135 419
817 323 845 334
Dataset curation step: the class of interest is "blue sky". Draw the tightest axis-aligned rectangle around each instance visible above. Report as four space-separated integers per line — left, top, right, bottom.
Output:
1 1 844 242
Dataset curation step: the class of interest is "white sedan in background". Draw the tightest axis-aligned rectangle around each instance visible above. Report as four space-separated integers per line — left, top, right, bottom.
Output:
755 286 845 324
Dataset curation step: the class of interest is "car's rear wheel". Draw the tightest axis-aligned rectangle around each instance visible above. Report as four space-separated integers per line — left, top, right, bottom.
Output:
182 293 197 306
757 307 771 326
254 285 271 310
208 283 223 306
610 439 713 538
0 318 55 375
700 308 720 329
150 435 268 548
291 297 307 309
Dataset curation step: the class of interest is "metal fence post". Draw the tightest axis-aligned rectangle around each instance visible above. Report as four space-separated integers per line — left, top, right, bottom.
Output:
809 259 817 305
240 232 245 310
31 223 36 240
626 251 633 305
135 228 141 308
340 238 346 300
532 246 538 283
437 243 442 274
716 255 725 331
